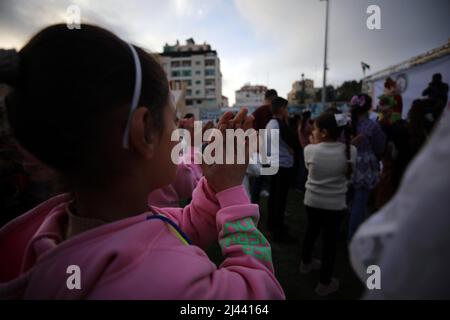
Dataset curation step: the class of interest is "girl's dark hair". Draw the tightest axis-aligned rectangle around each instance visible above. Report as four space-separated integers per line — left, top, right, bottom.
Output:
350 93 372 136
265 89 278 101
326 106 341 114
315 111 353 179
271 97 288 114
3 24 169 185
300 110 311 134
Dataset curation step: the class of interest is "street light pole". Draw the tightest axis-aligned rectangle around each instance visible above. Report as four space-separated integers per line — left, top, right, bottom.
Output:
321 0 329 107
301 73 305 104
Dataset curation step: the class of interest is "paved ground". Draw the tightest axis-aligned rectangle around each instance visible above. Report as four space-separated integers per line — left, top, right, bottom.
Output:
207 189 365 300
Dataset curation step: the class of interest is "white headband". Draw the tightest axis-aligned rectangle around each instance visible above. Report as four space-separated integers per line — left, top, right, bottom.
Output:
122 43 142 149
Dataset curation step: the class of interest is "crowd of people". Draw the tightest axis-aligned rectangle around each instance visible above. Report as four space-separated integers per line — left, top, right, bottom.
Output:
249 73 448 297
0 23 449 299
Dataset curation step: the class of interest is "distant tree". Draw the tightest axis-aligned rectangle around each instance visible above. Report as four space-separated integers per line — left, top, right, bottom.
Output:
335 80 362 101
315 85 336 102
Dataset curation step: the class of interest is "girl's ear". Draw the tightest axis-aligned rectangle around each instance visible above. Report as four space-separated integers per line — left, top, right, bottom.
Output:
129 107 156 159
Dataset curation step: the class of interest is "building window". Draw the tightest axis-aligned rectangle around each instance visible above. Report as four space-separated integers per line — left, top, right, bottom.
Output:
182 70 192 77
182 60 191 67
171 70 180 77
195 90 201 95
171 61 180 68
186 99 193 106
195 61 201 65
206 89 216 95
195 70 201 75
195 80 201 85
184 80 192 86
186 89 192 96
205 79 215 86
196 100 202 104
205 69 215 76
205 59 215 66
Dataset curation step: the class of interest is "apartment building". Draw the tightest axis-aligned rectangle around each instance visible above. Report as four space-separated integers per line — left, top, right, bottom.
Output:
159 38 222 110
235 84 268 110
288 79 316 105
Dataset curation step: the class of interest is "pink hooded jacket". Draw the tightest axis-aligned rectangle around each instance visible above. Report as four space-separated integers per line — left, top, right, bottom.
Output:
0 177 285 299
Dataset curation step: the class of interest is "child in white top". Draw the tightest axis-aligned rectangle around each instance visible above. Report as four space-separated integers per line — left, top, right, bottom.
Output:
300 111 357 297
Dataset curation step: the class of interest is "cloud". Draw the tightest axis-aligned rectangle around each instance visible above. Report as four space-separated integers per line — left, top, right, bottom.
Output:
233 0 450 100
232 0 327 97
173 0 219 19
0 0 241 100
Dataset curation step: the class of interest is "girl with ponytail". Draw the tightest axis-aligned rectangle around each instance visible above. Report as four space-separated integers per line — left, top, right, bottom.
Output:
300 110 357 296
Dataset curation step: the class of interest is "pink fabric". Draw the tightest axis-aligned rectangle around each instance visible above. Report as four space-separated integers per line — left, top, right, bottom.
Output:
0 178 285 300
148 147 203 207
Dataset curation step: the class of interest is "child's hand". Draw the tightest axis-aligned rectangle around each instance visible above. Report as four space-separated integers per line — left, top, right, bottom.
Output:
179 119 214 147
202 120 214 134
202 108 255 193
202 120 214 141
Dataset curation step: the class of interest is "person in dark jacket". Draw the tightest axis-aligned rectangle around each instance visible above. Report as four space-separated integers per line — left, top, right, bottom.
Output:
422 73 449 116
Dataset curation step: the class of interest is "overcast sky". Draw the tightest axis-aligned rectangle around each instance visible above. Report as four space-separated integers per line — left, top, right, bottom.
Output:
0 0 449 104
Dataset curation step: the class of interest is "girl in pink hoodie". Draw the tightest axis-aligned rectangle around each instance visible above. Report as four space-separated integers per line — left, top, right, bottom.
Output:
0 24 285 299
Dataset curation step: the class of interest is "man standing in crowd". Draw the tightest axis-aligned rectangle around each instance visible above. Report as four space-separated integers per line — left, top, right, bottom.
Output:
266 97 299 242
250 89 278 204
422 73 449 116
